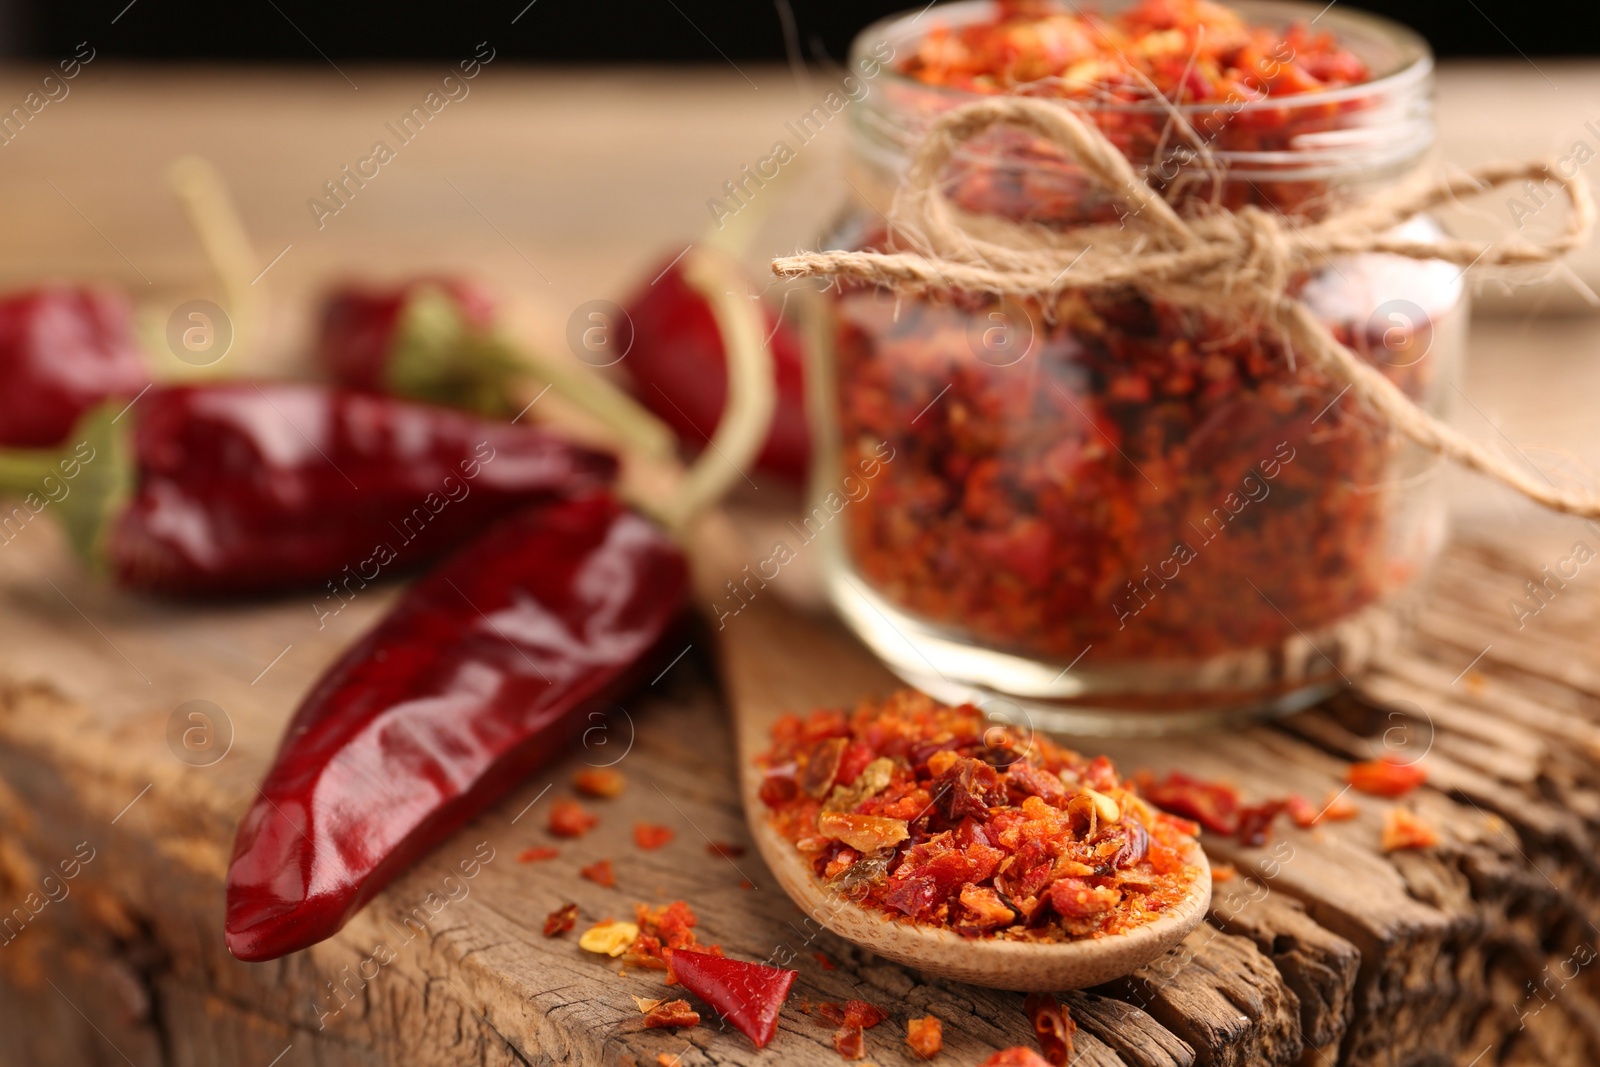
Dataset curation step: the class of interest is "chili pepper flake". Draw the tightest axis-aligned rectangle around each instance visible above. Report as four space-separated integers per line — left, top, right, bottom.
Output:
907 1015 943 1060
819 1000 888 1029
550 799 600 838
644 999 701 1030
1211 863 1236 883
574 768 627 798
1024 993 1075 1067
814 951 836 971
739 878 755 890
670 948 797 1049
518 846 559 863
707 841 746 859
833 1025 866 1060
633 996 666 1014
1320 791 1360 821
657 1054 682 1067
624 900 716 974
1381 808 1439 852
1236 800 1287 848
543 903 579 937
634 823 676 850
978 1049 1054 1067
1349 757 1427 798
761 691 1202 940
1136 771 1241 836
580 859 617 888
579 920 639 957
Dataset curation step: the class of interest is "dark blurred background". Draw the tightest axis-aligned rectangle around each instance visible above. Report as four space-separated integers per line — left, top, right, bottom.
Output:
0 0 1594 61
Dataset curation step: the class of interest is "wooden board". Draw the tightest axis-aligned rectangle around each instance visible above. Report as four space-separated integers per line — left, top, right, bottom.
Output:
5 504 1600 1066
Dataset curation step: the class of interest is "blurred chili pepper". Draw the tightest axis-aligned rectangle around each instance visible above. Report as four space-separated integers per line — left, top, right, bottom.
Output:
622 253 809 483
224 493 690 961
0 286 149 448
0 382 614 596
316 278 509 414
314 278 677 459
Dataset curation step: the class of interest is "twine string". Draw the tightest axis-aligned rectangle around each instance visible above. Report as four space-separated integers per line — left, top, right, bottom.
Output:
773 95 1599 518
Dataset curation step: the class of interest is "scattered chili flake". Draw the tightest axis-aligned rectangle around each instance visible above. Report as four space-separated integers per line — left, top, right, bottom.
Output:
580 859 617 888
549 799 599 838
907 1015 943 1060
624 900 715 973
739 878 755 890
670 948 797 1049
1024 994 1074 1067
634 823 676 850
574 768 627 798
1320 791 1360 821
1236 800 1287 848
543 903 579 937
657 1055 681 1067
578 920 639 957
820 1000 888 1030
978 1049 1054 1067
633 996 665 1014
518 846 559 863
643 999 700 1030
1136 771 1241 836
1381 808 1440 852
760 691 1203 941
707 841 746 859
834 1026 866 1060
1349 757 1427 798
814 952 836 970
1211 863 1236 883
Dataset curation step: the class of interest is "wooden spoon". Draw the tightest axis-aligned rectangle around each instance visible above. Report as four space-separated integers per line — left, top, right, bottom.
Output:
699 515 1212 990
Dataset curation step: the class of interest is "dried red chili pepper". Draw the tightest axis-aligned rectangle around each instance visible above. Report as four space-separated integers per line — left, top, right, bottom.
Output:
644 999 701 1030
834 1025 866 1059
622 253 809 482
543 903 579 937
1348 757 1427 798
224 493 690 960
0 383 615 597
1024 993 1075 1067
580 859 616 888
316 278 511 415
518 846 559 863
0 286 148 448
669 948 797 1049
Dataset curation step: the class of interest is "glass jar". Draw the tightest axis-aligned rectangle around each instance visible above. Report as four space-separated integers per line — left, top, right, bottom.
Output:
812 0 1464 734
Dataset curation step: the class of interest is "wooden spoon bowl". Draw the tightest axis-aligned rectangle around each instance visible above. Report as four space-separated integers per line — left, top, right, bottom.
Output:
740 758 1211 991
699 524 1213 991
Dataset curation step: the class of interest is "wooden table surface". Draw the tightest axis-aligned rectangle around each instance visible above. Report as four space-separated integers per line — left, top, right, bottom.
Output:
2 60 1600 1067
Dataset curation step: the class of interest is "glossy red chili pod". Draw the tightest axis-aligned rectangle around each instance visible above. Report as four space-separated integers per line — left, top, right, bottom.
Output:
0 286 148 447
0 383 615 597
316 278 514 416
622 253 808 483
225 493 690 960
669 948 798 1049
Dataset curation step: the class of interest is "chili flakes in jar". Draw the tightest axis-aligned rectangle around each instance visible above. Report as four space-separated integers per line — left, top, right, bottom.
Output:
757 690 1203 939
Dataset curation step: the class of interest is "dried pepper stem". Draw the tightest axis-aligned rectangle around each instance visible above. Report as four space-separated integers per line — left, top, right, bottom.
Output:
647 246 776 532
166 156 262 368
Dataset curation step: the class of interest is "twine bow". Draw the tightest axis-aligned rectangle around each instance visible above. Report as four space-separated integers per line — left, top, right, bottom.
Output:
773 96 1600 518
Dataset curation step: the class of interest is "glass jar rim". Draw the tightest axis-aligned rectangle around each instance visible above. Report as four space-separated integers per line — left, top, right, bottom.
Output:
851 0 1433 117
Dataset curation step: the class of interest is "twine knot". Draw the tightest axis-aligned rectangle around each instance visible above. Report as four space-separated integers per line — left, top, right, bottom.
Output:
774 95 1600 519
